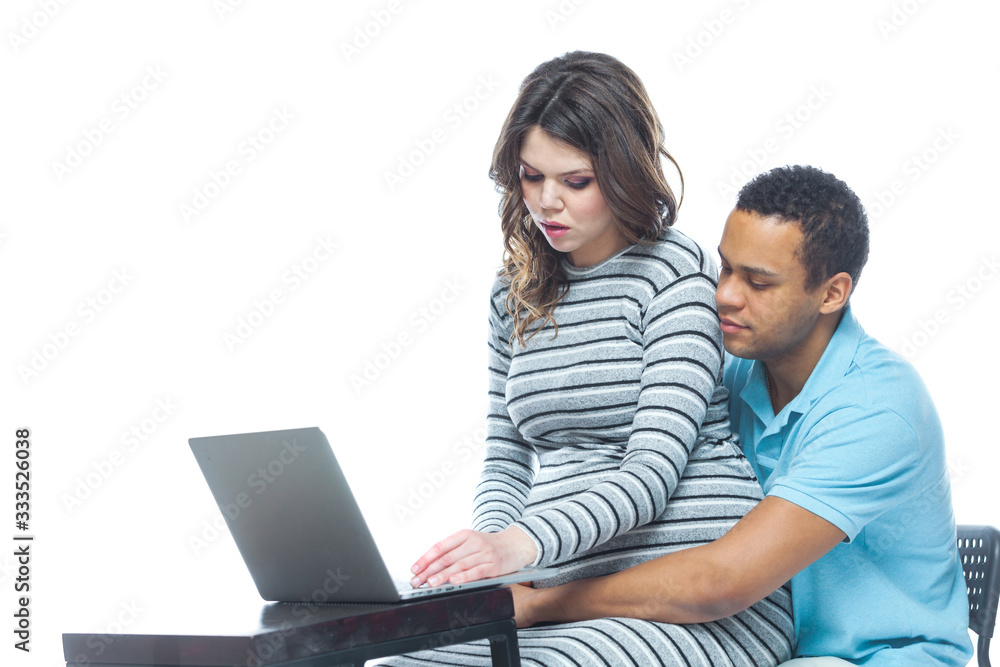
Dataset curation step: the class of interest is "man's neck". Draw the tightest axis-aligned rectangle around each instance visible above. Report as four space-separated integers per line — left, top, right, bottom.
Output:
764 310 845 414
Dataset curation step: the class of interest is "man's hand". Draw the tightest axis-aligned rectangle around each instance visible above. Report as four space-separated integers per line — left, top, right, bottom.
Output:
410 526 538 587
508 583 540 628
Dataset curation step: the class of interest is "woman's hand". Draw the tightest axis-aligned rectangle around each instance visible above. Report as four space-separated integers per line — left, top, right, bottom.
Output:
410 526 538 587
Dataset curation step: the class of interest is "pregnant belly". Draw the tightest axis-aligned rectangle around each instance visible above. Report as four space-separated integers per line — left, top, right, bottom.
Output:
525 457 621 512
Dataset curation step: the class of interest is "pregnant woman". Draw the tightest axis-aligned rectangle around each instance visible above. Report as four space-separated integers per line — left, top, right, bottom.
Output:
388 52 793 666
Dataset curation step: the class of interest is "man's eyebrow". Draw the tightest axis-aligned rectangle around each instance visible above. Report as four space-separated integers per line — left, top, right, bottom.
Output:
519 160 593 177
717 247 781 278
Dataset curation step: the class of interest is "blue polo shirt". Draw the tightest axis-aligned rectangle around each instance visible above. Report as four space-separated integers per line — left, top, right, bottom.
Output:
724 306 972 665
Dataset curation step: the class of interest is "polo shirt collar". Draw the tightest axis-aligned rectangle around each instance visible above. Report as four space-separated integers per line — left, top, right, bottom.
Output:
740 305 863 429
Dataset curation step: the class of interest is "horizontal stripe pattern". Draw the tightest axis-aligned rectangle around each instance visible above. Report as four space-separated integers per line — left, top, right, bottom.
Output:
400 228 794 665
473 229 742 576
378 587 793 667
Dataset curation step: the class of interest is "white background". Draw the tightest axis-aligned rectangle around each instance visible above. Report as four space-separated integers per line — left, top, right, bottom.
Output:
3 1 998 665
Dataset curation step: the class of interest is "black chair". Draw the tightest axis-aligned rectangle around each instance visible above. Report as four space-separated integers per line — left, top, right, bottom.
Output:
957 525 1000 667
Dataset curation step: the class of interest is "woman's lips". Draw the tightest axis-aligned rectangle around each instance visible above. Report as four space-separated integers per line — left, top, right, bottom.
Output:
541 220 569 238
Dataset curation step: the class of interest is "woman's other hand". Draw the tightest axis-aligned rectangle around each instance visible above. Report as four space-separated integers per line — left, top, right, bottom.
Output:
409 526 538 587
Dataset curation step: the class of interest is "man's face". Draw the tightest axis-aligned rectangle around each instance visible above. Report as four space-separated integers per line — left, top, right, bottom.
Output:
715 208 828 361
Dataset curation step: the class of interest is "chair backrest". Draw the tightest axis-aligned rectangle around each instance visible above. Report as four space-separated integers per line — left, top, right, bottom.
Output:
957 524 1000 667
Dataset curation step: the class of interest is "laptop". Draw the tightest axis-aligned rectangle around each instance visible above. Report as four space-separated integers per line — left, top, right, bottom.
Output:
188 426 558 602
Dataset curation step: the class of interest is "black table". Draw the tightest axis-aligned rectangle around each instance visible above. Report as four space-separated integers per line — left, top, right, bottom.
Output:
62 587 519 666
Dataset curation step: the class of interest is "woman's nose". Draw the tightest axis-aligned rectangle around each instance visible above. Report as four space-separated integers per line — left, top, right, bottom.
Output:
539 180 562 211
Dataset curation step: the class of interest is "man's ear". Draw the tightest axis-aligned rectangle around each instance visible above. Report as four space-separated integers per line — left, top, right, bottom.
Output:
819 272 852 314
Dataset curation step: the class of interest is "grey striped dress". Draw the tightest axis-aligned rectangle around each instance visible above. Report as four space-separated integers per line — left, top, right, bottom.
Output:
383 228 793 666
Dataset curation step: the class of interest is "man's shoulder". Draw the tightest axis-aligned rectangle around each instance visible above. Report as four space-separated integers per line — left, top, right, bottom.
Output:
828 326 935 421
722 319 939 437
789 324 944 468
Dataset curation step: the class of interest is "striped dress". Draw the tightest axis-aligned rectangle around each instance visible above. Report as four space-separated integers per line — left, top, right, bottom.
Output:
383 228 793 666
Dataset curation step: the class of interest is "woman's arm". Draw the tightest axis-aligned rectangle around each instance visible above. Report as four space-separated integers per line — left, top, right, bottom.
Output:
413 251 726 583
511 262 723 568
410 283 540 586
470 291 537 533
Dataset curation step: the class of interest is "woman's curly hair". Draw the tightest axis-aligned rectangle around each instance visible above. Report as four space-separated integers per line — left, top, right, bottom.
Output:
490 51 683 345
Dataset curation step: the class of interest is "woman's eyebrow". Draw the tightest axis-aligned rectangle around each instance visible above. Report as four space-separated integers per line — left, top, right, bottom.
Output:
519 159 593 177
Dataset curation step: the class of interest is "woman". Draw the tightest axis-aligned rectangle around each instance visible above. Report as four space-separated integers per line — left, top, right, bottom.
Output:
389 52 793 666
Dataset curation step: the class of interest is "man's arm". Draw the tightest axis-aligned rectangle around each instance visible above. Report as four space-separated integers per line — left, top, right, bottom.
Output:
513 495 846 626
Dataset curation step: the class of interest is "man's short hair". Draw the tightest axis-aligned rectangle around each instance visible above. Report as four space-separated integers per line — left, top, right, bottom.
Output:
736 165 870 293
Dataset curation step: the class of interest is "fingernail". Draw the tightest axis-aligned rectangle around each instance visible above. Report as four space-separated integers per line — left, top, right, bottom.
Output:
411 565 419 574
410 577 419 587
428 576 438 586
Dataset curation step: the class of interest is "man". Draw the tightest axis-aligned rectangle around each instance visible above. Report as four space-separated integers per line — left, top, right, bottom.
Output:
511 165 973 665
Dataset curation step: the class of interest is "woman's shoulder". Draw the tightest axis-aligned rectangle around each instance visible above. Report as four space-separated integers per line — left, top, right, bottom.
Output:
622 226 717 286
489 270 512 300
488 270 513 322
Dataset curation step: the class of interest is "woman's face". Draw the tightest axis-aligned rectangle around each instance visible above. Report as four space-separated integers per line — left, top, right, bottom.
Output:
519 126 628 267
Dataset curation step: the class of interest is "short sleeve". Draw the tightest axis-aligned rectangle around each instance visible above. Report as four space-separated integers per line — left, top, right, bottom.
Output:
767 406 923 541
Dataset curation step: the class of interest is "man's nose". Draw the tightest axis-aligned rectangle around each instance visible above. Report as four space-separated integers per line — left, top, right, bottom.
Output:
716 272 743 310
